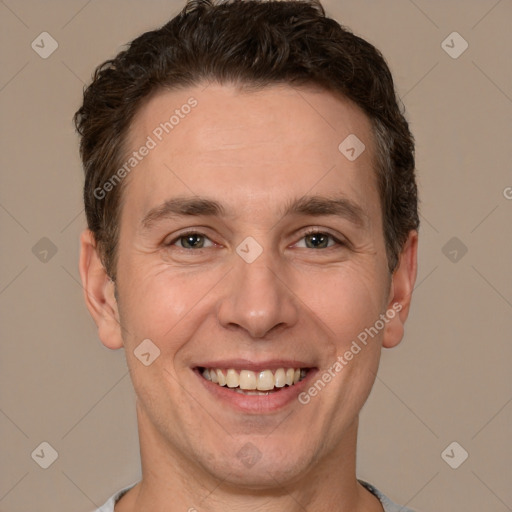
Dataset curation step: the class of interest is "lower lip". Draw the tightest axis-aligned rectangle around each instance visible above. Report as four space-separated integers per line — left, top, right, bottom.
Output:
194 368 317 413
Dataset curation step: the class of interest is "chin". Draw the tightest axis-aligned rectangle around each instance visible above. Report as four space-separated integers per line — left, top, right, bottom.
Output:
196 440 315 490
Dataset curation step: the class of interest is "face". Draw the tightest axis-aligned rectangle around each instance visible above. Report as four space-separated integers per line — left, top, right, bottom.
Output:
81 83 417 489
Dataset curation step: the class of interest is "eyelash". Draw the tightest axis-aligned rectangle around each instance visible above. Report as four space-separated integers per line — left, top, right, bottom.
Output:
166 228 346 250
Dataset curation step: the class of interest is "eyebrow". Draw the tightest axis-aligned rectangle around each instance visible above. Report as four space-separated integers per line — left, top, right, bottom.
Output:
140 194 368 231
281 195 368 228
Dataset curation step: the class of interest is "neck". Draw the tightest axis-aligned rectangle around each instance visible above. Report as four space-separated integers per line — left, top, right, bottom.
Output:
115 402 383 512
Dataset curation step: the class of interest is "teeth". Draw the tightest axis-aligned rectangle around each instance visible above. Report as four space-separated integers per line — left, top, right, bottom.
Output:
257 370 274 391
200 367 308 391
274 368 286 388
216 369 226 386
239 370 257 390
226 369 239 388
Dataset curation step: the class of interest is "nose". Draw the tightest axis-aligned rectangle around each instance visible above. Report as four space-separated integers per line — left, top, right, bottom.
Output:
216 250 300 339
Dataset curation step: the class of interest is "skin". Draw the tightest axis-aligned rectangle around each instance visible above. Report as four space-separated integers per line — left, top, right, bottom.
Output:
80 83 418 511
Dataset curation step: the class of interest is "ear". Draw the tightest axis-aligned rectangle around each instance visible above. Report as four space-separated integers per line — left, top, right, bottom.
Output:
382 230 418 349
79 229 123 349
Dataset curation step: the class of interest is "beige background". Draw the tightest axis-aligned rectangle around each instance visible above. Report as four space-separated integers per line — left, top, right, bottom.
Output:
1 0 511 511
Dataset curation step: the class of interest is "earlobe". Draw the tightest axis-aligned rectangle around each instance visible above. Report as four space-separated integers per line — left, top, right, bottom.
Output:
382 230 418 349
79 229 124 350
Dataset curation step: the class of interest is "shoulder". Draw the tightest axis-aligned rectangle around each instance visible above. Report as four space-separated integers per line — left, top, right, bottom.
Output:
358 479 420 512
92 483 138 512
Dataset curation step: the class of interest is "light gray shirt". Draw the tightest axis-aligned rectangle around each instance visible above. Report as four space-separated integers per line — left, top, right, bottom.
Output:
93 479 418 511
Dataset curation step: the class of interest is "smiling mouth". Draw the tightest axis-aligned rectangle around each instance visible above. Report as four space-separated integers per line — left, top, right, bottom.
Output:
197 367 310 395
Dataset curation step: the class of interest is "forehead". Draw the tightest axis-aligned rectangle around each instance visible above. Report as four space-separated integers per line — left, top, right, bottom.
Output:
122 83 380 226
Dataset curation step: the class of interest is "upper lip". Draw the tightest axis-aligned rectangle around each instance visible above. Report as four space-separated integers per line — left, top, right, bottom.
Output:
195 359 315 372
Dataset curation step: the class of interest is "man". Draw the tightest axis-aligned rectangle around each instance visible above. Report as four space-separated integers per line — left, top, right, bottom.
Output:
75 0 419 510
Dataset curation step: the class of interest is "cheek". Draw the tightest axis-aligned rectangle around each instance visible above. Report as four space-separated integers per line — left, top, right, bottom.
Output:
294 262 387 343
116 262 223 348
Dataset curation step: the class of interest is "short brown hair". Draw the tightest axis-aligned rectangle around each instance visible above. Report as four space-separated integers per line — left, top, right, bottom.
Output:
74 0 419 280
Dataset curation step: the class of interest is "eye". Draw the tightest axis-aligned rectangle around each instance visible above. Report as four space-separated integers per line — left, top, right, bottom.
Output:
295 229 344 249
168 231 215 249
